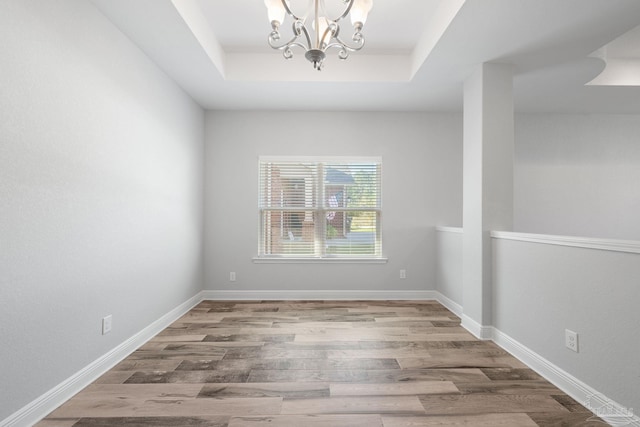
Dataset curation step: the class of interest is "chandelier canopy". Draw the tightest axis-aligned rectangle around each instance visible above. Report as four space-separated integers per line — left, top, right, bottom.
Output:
264 0 373 70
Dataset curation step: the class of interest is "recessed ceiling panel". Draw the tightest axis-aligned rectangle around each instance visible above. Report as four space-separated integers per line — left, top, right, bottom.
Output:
197 0 443 54
92 0 640 112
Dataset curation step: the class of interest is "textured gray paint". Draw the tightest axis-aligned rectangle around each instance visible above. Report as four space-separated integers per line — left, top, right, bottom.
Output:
436 230 463 306
0 0 204 420
493 238 640 413
204 111 463 293
515 114 640 241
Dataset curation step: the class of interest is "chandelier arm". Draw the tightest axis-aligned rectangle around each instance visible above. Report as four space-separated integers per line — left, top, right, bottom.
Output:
322 43 350 60
323 42 352 59
278 0 355 23
268 32 305 51
319 24 338 50
269 19 314 51
297 22 314 50
330 33 366 52
327 0 355 23
280 0 304 22
287 41 311 52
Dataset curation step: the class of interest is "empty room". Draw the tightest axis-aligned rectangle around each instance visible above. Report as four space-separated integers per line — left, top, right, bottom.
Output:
1 0 639 426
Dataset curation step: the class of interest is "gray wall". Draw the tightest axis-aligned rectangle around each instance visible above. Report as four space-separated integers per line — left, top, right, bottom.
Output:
0 0 204 420
437 112 640 320
515 114 640 240
435 112 640 413
204 111 463 293
435 229 463 307
436 229 640 412
493 238 640 412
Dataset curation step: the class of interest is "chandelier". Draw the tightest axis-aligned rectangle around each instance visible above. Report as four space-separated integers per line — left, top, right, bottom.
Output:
264 0 373 70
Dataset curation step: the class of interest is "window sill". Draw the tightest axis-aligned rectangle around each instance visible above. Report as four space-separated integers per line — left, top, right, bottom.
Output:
252 257 388 264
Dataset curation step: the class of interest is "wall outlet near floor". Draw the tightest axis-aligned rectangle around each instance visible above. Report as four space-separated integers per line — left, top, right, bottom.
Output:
565 329 579 352
399 269 406 279
102 315 112 335
230 271 236 282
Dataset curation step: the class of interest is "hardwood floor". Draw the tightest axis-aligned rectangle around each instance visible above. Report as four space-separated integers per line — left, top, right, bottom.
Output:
39 301 606 426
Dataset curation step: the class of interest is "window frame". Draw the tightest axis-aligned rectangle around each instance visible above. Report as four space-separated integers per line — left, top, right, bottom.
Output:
254 156 386 264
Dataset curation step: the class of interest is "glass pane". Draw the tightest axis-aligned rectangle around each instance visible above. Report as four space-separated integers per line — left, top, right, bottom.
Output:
259 158 382 259
259 162 317 208
325 211 379 256
261 210 316 256
324 163 380 209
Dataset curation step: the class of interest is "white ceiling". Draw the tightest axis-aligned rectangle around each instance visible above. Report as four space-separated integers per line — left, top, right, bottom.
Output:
90 0 640 113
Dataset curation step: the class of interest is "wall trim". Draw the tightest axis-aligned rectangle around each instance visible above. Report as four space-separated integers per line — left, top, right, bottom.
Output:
435 226 463 234
460 314 493 340
433 292 463 317
1 292 204 427
202 289 438 301
491 231 640 255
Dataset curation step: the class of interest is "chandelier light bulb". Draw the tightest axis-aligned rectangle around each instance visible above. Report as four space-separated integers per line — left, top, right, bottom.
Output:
350 0 373 27
264 0 286 26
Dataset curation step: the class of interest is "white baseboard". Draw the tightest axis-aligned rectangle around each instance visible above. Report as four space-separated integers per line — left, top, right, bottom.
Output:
433 292 463 317
1 292 204 427
201 289 439 301
432 294 495 341
460 314 493 340
491 327 640 427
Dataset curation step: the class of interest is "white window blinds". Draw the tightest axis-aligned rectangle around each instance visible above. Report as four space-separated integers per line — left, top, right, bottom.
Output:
258 157 382 258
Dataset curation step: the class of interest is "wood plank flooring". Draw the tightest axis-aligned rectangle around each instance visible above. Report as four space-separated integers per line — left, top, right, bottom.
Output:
39 301 606 426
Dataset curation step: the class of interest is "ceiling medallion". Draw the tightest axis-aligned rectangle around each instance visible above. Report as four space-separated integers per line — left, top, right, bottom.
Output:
264 0 373 70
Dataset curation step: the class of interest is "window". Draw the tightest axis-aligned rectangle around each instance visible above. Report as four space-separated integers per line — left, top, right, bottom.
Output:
258 156 382 260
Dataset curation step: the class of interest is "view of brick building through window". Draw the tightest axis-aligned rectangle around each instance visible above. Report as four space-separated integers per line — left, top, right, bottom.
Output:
258 158 381 258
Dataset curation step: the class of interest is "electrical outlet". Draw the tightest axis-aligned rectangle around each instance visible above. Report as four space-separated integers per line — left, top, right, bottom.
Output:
102 315 112 335
565 329 578 352
400 269 406 279
230 272 236 282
